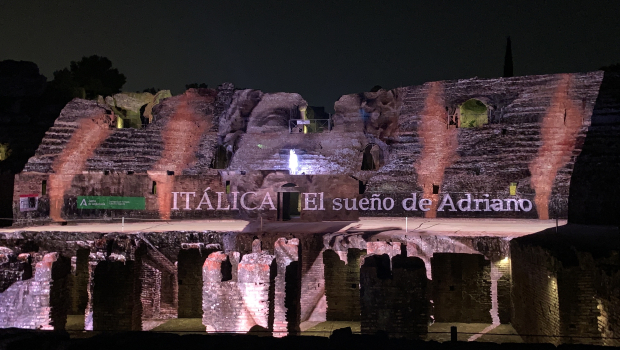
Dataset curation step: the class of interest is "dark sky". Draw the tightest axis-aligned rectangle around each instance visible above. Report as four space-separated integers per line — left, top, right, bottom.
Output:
2 0 619 111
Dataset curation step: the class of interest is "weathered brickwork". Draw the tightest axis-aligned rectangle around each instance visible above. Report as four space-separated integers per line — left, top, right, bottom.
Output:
360 253 429 338
140 263 161 319
0 253 59 329
273 238 300 337
92 260 142 331
510 229 620 346
431 253 492 323
299 234 326 323
202 250 275 333
511 244 562 344
12 71 620 225
0 247 27 292
323 248 365 321
0 228 616 346
494 258 512 323
68 249 89 317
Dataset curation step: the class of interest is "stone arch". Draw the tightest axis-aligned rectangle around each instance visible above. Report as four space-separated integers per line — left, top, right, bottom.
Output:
459 99 488 128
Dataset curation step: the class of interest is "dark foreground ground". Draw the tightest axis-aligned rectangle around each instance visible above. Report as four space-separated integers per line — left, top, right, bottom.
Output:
0 329 617 350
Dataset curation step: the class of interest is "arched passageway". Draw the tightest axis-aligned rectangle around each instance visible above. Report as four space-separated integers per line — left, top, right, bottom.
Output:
459 99 488 128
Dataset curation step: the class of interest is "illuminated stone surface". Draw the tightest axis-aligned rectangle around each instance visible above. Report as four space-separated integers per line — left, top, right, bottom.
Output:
10 71 620 225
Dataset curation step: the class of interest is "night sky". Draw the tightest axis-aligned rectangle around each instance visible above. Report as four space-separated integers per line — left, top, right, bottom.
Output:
2 0 619 110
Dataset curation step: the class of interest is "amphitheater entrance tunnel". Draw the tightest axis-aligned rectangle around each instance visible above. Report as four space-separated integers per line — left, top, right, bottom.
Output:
278 183 301 221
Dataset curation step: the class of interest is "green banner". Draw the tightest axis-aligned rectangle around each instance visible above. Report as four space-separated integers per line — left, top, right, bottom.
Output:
77 196 145 210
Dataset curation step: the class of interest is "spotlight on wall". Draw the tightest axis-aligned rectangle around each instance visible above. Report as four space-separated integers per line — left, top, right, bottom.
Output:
289 149 298 175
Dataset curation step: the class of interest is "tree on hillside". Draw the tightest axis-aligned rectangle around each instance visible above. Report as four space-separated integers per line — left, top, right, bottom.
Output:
48 55 126 101
142 87 160 94
185 83 208 90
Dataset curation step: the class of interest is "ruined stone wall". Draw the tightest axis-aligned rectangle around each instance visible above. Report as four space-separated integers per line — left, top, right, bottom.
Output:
596 267 620 347
558 263 601 344
140 263 161 319
202 250 275 333
0 247 27 292
360 253 429 338
297 233 327 323
323 249 365 321
495 258 512 323
431 253 492 323
365 72 604 219
68 249 89 316
510 230 620 346
510 244 562 344
272 238 300 337
0 228 615 343
0 253 60 329
12 173 230 224
14 71 616 223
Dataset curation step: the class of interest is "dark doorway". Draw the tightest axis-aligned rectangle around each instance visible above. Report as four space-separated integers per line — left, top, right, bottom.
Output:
282 192 300 221
278 183 300 221
361 143 382 171
361 144 375 170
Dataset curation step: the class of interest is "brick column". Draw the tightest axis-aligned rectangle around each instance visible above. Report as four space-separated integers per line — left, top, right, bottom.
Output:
273 238 300 337
202 250 275 333
202 251 245 332
238 251 276 333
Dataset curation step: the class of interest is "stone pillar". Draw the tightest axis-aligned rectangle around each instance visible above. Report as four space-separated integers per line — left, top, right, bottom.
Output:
360 253 429 338
140 263 162 319
273 238 300 337
202 250 274 333
202 251 243 332
238 251 275 333
49 254 72 330
68 249 89 319
299 235 326 324
84 253 104 331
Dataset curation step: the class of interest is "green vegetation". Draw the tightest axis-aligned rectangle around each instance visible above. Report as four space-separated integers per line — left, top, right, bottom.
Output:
459 99 488 128
0 143 11 161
